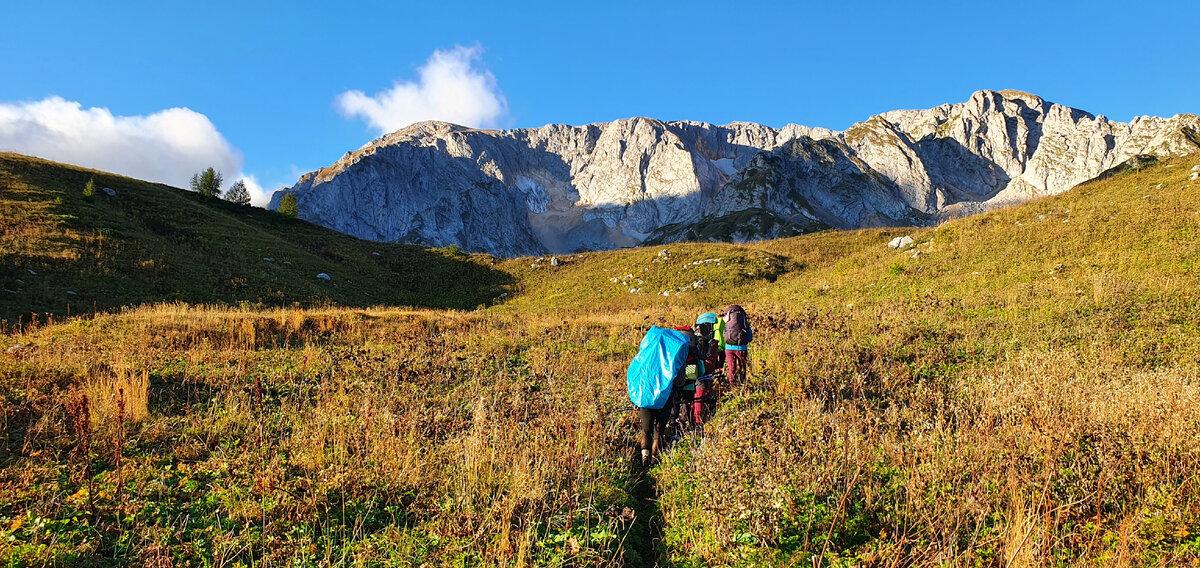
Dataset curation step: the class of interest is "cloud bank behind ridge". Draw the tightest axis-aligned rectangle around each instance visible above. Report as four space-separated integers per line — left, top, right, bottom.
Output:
0 97 276 205
336 45 508 134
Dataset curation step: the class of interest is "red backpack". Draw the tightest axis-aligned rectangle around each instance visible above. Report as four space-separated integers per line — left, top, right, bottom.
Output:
673 325 698 364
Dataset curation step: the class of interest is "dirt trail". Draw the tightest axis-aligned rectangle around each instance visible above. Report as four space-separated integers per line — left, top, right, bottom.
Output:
626 393 721 566
626 462 667 567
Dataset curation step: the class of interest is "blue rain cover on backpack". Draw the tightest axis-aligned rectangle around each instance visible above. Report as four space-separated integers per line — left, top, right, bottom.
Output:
627 326 690 410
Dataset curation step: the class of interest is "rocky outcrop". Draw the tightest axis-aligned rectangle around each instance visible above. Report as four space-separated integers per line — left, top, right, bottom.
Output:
272 90 1200 256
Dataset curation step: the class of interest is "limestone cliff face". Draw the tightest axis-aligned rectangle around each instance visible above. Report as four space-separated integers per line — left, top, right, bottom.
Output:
271 90 1199 255
863 90 1200 212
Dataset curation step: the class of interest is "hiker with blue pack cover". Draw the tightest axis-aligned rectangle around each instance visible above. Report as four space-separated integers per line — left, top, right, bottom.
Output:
627 326 695 466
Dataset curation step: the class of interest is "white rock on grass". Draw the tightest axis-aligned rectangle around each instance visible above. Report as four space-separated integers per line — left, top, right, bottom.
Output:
5 343 33 355
316 272 332 281
888 235 914 249
1190 171 1199 181
101 187 117 197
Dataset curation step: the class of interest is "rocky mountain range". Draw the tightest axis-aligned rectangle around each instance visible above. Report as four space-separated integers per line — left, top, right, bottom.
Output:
270 90 1200 256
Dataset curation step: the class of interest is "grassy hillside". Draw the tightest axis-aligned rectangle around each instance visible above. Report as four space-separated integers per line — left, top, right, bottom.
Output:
0 153 511 324
2 154 1200 565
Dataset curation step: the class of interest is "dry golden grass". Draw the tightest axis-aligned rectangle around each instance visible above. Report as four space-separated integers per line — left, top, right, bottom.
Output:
2 154 1200 565
83 367 149 431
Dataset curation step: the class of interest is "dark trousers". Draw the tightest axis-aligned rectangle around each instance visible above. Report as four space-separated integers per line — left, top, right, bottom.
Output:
638 405 669 453
725 349 748 385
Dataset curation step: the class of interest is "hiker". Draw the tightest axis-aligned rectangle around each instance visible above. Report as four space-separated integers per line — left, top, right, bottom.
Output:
694 313 721 374
674 325 713 427
692 313 721 423
722 305 753 385
627 326 694 466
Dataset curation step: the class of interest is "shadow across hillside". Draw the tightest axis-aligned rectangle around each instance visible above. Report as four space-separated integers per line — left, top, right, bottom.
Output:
0 153 514 325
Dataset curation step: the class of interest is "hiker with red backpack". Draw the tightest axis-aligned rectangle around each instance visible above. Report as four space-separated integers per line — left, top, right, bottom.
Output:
722 305 753 385
672 324 716 429
693 313 721 375
691 313 721 423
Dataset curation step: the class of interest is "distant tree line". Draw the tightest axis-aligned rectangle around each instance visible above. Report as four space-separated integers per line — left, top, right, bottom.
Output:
189 166 296 216
187 167 250 206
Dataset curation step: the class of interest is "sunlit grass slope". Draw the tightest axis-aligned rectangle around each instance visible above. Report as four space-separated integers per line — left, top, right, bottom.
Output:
655 155 1200 565
0 152 511 324
1 153 1199 565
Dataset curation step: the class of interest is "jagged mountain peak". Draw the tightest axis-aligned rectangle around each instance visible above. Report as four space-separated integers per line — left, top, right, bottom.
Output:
273 91 1199 256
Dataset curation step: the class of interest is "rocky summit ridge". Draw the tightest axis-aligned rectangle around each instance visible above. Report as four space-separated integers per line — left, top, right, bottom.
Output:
270 90 1200 256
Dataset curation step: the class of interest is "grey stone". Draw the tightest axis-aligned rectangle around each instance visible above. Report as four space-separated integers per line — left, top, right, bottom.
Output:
316 272 332 281
888 235 914 249
101 187 117 197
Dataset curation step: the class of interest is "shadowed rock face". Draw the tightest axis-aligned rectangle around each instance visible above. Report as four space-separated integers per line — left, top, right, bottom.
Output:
272 90 1200 256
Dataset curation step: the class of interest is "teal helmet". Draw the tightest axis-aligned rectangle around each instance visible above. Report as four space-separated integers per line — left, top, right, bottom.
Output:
695 312 718 326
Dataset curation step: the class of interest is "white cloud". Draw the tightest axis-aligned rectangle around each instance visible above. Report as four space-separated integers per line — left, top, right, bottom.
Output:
336 45 508 133
0 96 247 195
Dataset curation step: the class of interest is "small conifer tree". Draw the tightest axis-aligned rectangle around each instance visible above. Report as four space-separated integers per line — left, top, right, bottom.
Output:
83 177 95 197
224 180 252 205
277 193 299 218
190 167 223 197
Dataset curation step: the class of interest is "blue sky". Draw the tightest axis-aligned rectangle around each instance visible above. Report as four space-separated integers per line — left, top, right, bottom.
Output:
1 0 1196 202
